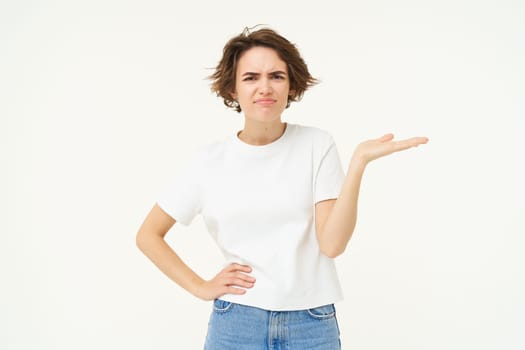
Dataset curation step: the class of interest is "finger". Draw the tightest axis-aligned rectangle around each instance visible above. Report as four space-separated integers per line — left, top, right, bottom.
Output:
227 263 252 273
416 136 429 144
393 141 415 152
394 137 428 151
222 272 256 284
378 133 394 142
405 137 429 147
225 286 247 295
229 272 256 282
225 277 255 288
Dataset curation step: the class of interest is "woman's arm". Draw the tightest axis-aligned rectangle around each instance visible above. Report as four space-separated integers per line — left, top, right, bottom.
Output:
316 134 429 258
136 204 255 300
315 160 365 258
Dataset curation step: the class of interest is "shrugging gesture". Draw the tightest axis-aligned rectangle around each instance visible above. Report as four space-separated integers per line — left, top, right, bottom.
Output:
315 133 429 258
353 133 429 165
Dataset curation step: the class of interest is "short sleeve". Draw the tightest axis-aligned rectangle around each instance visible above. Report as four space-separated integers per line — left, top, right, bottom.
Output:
156 153 203 226
314 137 345 204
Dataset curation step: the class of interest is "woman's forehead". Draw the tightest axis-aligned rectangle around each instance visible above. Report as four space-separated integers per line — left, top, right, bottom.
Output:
237 46 287 73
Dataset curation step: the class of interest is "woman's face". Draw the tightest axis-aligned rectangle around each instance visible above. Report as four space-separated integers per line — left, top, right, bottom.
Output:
231 46 293 122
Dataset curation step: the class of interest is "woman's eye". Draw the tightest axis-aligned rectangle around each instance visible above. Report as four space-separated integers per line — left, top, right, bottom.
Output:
243 76 255 81
272 75 285 80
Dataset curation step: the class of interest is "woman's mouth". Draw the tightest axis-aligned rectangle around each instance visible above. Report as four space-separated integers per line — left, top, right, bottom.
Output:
254 98 277 105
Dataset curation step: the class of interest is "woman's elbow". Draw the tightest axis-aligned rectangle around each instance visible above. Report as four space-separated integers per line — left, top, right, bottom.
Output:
136 229 147 251
136 228 156 252
319 243 346 259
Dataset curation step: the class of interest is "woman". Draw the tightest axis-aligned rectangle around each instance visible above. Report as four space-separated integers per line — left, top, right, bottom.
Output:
136 26 428 349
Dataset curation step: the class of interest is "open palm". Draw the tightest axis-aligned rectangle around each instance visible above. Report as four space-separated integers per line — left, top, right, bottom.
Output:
353 133 429 165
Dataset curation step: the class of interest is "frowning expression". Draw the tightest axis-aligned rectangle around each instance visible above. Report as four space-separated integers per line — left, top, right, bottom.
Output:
231 46 294 121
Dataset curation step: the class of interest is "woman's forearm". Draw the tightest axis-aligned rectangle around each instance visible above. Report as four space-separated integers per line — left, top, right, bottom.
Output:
136 233 205 297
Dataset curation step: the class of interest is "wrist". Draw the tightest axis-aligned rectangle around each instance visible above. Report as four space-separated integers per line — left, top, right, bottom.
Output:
349 154 368 172
188 275 207 299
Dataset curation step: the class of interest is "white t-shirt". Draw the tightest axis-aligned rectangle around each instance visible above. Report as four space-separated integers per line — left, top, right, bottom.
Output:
157 122 346 311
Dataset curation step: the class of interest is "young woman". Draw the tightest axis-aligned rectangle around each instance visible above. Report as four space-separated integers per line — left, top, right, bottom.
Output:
136 26 428 349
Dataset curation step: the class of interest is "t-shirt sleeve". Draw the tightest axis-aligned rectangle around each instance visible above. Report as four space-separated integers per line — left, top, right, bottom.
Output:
314 136 346 204
156 153 203 226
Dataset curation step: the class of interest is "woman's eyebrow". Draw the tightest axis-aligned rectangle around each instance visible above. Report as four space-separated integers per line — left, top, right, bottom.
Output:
241 70 287 77
242 72 259 77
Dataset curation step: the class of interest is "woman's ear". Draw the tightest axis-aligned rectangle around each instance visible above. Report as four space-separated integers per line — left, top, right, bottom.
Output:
230 91 237 100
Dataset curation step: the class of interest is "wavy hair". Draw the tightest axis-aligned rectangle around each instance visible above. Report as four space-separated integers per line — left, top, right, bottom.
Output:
208 26 318 113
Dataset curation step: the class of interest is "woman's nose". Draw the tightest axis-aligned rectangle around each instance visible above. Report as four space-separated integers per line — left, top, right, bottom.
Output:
258 78 272 94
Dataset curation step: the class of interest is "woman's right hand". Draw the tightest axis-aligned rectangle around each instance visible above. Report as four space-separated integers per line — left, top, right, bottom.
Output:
194 263 256 301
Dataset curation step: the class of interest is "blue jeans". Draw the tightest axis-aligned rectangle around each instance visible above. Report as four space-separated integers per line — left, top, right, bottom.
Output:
204 299 341 349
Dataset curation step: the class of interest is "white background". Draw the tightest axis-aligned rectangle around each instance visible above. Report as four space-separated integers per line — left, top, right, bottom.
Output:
2 0 524 349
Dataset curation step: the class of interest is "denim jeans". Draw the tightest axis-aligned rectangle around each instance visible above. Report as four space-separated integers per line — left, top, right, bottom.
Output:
204 299 341 349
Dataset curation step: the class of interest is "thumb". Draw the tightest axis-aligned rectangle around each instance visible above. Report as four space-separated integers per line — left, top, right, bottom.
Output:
379 133 394 142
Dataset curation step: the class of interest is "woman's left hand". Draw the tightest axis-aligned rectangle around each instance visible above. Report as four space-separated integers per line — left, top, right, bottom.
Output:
352 133 429 166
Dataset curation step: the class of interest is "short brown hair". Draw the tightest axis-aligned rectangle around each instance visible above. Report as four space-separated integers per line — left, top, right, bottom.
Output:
209 27 318 113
